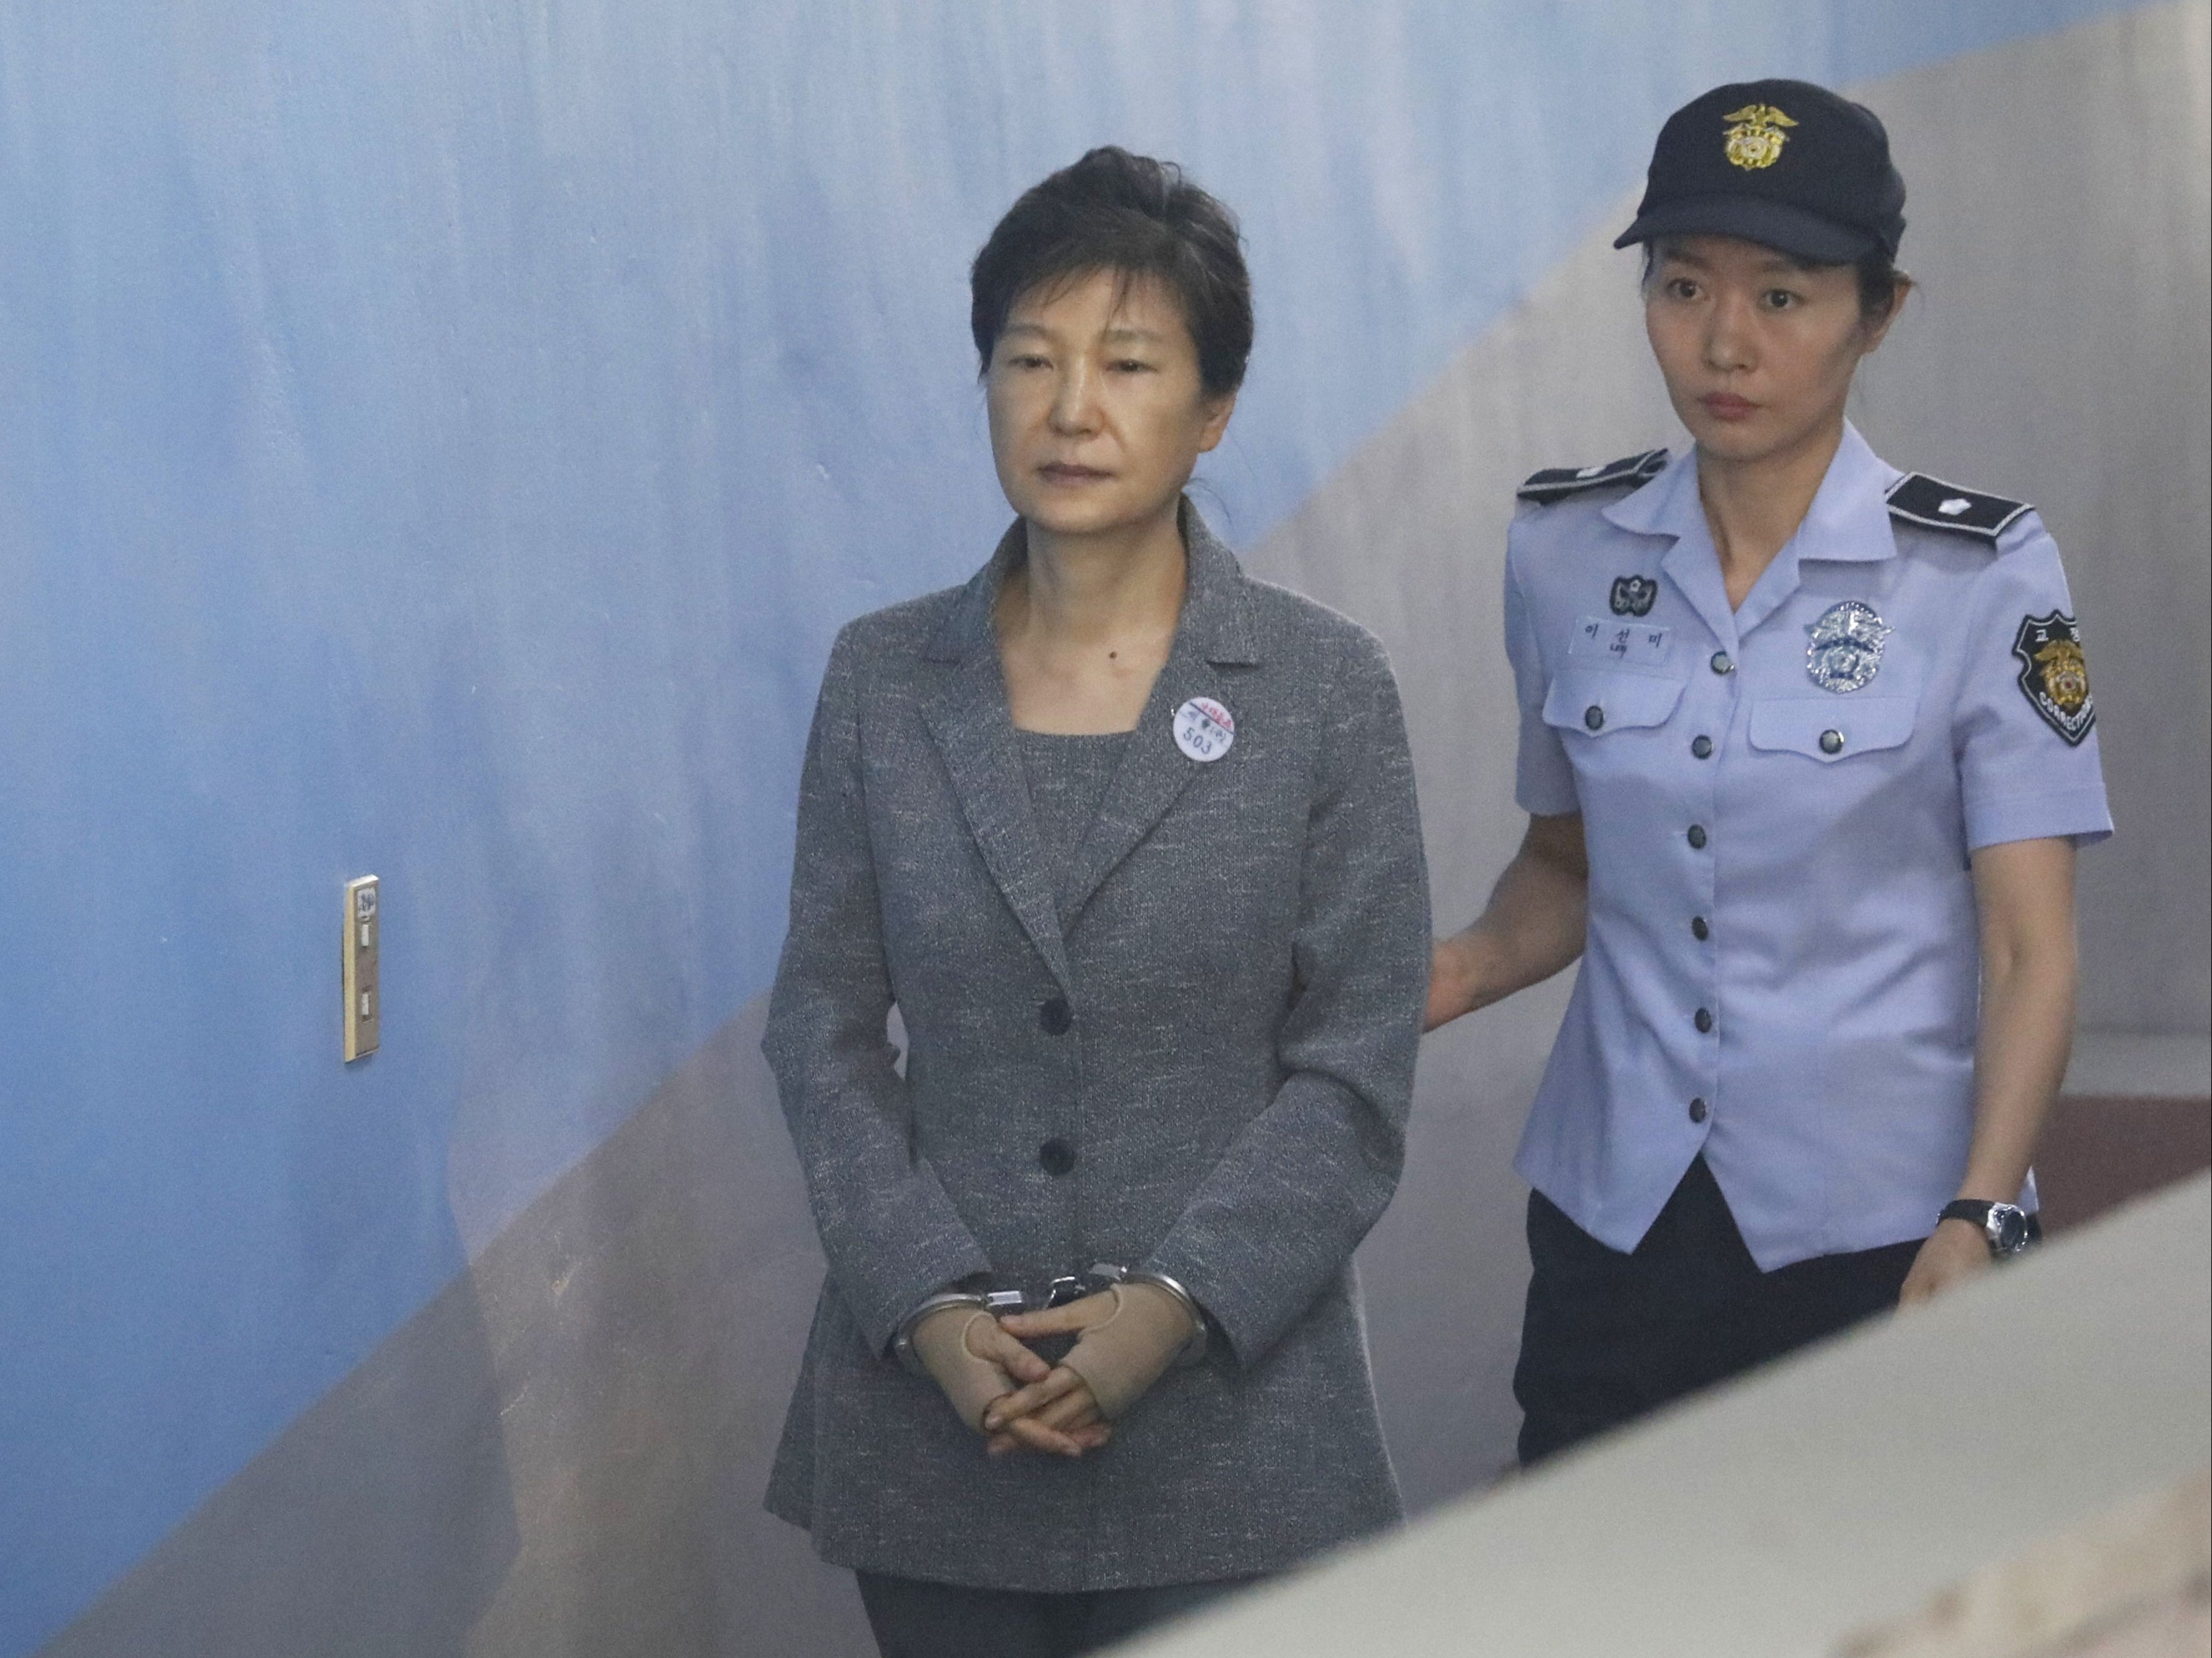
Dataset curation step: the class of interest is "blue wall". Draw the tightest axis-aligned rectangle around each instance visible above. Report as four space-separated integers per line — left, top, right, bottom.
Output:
0 2 2144 1651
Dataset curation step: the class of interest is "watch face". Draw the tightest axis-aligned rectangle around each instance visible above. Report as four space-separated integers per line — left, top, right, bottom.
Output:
1992 1205 2029 1254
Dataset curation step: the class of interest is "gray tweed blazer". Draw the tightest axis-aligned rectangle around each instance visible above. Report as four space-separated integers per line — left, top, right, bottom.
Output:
762 508 1430 1591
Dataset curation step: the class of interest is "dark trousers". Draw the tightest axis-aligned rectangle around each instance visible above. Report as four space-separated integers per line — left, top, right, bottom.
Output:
857 1571 1259 1658
1514 1155 1922 1466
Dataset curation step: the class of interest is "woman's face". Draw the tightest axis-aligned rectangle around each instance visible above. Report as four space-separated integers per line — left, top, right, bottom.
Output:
1644 234 1894 467
986 268 1234 542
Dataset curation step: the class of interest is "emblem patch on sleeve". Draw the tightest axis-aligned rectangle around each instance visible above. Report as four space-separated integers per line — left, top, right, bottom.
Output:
2012 612 2095 744
1610 575 1658 617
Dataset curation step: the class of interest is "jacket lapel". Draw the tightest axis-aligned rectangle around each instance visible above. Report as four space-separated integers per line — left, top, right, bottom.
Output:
920 527 1073 994
1056 510 1260 927
919 506 1263 964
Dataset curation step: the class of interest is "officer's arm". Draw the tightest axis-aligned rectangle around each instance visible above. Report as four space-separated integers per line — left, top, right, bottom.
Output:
1900 835 2078 1304
1425 812 1588 1032
1959 835 2079 1204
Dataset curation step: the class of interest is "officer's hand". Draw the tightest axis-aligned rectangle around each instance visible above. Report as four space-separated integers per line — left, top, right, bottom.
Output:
1897 1218 1992 1307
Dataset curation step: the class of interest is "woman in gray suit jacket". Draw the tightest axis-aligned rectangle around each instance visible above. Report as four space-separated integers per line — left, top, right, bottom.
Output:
763 147 1430 1658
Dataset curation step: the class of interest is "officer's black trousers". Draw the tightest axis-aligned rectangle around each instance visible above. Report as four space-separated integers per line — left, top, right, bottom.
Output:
1514 1154 1922 1467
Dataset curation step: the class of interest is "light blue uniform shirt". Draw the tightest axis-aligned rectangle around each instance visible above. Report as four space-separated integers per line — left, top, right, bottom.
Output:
1507 424 2111 1270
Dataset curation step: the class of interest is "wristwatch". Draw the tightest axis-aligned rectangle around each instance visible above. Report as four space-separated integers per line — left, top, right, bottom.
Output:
1938 1199 2042 1260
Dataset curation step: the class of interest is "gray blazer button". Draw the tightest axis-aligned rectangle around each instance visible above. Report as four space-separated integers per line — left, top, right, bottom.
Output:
1039 996 1073 1035
1820 729 1845 755
1694 1007 1714 1034
1584 705 1605 731
1710 652 1735 675
1691 734 1713 759
1688 1097 1709 1124
1038 1138 1076 1177
1687 823 1708 850
1691 915 1710 941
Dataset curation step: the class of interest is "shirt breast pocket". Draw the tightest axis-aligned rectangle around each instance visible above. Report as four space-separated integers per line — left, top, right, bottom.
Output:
1746 695 1919 762
1542 669 1686 738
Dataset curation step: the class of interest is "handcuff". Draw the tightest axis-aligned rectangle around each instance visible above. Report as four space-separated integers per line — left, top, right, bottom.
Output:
892 1263 1209 1373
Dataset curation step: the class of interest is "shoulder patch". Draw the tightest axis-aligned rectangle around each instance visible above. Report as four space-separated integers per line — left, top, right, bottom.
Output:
1517 448 1669 505
1885 473 2031 540
2012 611 2095 745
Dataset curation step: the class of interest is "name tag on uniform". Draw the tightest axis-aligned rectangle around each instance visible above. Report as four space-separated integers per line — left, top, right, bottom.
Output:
1569 616 1671 669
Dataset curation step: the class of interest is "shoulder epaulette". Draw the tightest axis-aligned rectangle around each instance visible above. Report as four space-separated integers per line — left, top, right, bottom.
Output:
1516 448 1669 505
1885 473 2031 540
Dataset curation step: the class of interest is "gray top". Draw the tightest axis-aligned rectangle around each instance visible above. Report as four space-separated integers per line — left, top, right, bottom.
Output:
762 506 1430 1591
1015 729 1130 895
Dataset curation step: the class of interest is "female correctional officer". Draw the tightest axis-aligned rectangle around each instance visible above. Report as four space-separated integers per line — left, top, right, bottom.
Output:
1425 81 2111 1465
763 148 1429 1656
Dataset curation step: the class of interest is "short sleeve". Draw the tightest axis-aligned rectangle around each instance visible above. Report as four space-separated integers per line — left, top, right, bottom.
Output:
1506 540 1578 816
1952 516 2113 851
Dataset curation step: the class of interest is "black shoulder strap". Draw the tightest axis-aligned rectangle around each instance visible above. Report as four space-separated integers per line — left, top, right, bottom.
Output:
1885 473 2031 540
1516 448 1669 505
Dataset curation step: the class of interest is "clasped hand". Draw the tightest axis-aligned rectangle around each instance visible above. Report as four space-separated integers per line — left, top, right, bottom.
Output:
908 1284 1197 1459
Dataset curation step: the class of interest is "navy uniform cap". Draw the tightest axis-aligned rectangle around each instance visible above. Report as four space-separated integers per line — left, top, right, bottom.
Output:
1615 79 1905 263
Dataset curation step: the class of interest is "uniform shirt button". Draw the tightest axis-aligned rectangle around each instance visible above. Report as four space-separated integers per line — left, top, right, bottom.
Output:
1687 824 1708 850
1038 1138 1076 1177
1691 916 1710 941
1584 705 1605 731
1039 996 1073 1035
1820 729 1845 755
1691 735 1713 760
1694 1008 1714 1034
1688 1097 1709 1124
1710 652 1735 676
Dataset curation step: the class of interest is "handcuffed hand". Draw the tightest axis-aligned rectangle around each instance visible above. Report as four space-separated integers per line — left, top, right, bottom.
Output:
984 1283 1198 1450
908 1303 1111 1457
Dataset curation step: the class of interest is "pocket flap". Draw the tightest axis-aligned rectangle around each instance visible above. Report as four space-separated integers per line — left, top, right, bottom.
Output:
1747 695 1918 762
1542 669 1686 735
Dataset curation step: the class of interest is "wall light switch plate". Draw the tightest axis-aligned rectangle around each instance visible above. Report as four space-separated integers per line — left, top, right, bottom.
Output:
343 875 380 1061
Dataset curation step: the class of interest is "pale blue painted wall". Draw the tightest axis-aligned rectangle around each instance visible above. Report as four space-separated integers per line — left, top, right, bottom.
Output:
0 2 2145 1651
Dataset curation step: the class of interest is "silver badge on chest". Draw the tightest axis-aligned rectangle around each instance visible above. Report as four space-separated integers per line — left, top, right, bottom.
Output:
1805 600 1892 693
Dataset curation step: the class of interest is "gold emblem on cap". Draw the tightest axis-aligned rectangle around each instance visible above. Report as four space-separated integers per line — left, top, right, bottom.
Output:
1722 103 1798 170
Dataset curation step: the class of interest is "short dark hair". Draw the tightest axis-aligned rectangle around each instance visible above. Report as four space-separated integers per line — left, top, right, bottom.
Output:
1847 248 1909 323
1642 238 1910 325
970 147 1254 398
